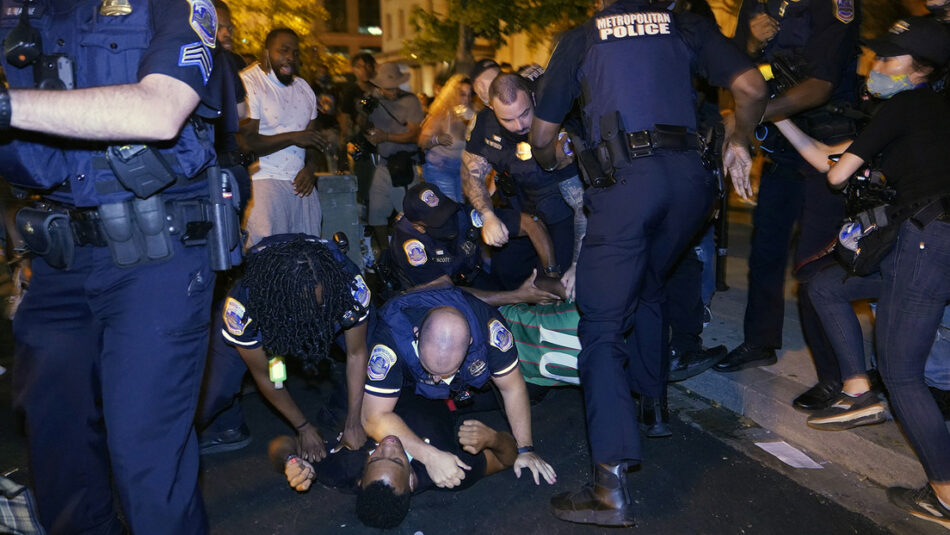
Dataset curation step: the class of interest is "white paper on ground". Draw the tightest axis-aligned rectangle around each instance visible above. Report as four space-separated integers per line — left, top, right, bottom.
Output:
755 441 824 469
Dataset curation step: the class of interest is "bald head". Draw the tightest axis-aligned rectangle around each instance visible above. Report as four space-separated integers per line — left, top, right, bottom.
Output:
417 307 471 375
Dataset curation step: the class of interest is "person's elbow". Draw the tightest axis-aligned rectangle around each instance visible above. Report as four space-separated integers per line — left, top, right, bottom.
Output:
137 74 201 140
731 68 767 105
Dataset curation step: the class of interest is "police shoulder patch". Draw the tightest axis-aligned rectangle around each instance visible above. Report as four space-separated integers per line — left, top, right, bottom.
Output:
187 0 217 48
351 274 371 308
833 0 854 24
404 239 427 267
223 297 250 336
367 344 397 381
488 319 513 352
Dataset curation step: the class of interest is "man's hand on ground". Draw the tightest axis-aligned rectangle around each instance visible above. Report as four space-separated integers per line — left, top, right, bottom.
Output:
284 457 315 492
513 452 557 485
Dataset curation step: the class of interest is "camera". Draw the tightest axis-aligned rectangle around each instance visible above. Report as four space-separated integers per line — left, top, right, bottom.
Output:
347 132 375 160
34 54 75 90
359 95 379 115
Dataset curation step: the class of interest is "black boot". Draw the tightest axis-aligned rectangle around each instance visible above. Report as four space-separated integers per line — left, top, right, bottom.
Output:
639 393 672 438
550 462 636 526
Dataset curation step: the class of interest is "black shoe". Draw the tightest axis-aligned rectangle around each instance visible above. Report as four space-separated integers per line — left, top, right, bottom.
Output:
806 391 886 431
887 485 950 529
550 463 636 527
714 343 777 372
669 345 728 382
793 381 843 411
199 423 252 455
639 394 672 438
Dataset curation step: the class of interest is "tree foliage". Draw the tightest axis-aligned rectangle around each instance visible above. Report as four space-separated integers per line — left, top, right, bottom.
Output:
226 0 347 79
405 0 594 66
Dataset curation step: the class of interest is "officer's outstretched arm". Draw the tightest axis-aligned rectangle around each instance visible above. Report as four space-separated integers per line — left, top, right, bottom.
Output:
725 68 768 199
492 367 557 485
237 346 327 463
361 393 472 489
461 150 509 246
9 73 199 142
762 78 833 123
340 324 371 451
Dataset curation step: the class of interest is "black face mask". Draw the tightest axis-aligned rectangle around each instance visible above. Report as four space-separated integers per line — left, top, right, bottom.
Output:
426 217 459 242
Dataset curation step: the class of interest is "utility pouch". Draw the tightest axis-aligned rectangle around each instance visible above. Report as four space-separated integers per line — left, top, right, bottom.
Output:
599 112 629 168
132 196 172 262
106 144 177 199
494 170 518 197
99 201 144 267
15 207 74 269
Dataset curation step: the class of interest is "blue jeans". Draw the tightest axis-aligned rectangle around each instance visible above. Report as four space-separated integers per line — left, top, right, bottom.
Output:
422 153 462 203
877 220 950 481
924 305 950 390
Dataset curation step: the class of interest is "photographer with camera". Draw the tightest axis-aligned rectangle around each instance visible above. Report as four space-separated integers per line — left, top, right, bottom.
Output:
715 0 861 385
0 0 240 532
363 62 425 253
339 52 377 201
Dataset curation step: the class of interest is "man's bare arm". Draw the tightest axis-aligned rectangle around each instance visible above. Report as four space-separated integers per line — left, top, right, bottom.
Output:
763 78 833 123
529 117 561 171
10 73 198 141
460 150 495 216
241 117 326 158
492 367 556 485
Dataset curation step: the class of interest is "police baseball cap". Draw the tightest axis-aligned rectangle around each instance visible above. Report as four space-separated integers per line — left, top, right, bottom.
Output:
866 16 950 66
403 183 459 228
470 59 500 81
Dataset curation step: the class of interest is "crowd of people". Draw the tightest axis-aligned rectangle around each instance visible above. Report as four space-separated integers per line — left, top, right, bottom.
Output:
3 0 950 533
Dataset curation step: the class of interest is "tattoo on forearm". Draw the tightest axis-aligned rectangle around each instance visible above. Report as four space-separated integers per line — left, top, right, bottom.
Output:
461 151 495 213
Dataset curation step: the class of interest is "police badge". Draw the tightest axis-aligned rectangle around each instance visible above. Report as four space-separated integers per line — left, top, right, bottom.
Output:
516 141 533 161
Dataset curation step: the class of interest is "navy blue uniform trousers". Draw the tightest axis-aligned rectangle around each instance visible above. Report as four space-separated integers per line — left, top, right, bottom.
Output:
13 240 214 535
744 151 844 348
576 152 715 464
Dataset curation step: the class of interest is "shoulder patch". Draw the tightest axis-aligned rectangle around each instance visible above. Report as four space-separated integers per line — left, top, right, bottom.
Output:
488 319 513 352
187 0 217 48
367 344 397 381
351 274 371 308
833 0 854 23
470 209 484 228
223 297 250 336
403 239 428 267
420 188 439 207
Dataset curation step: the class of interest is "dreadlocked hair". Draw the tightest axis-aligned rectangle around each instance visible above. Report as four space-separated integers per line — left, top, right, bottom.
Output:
242 236 354 373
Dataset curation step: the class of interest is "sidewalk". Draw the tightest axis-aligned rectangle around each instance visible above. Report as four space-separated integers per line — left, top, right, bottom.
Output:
678 204 939 534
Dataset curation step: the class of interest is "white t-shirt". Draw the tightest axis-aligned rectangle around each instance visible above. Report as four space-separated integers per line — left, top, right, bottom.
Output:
241 63 318 181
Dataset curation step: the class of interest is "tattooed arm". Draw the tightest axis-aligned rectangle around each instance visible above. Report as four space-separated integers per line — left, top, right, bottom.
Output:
461 149 510 246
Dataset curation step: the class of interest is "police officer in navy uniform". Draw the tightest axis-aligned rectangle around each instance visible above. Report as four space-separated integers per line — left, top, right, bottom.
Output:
360 286 557 490
461 73 583 292
387 182 564 304
0 1 229 532
531 0 766 525
714 0 860 385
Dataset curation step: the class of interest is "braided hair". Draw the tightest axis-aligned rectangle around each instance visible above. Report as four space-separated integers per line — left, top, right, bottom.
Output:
242 236 354 372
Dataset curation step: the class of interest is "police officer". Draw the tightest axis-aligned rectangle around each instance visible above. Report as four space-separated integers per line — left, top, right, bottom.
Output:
715 0 860 379
530 0 766 525
196 234 372 459
387 182 563 304
461 73 584 294
0 0 229 532
360 286 557 490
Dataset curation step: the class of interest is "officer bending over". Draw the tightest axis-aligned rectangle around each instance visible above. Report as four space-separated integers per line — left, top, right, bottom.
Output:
361 287 556 489
209 234 372 461
386 182 564 304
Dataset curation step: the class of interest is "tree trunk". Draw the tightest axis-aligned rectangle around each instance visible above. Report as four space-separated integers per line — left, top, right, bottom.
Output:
455 21 474 75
